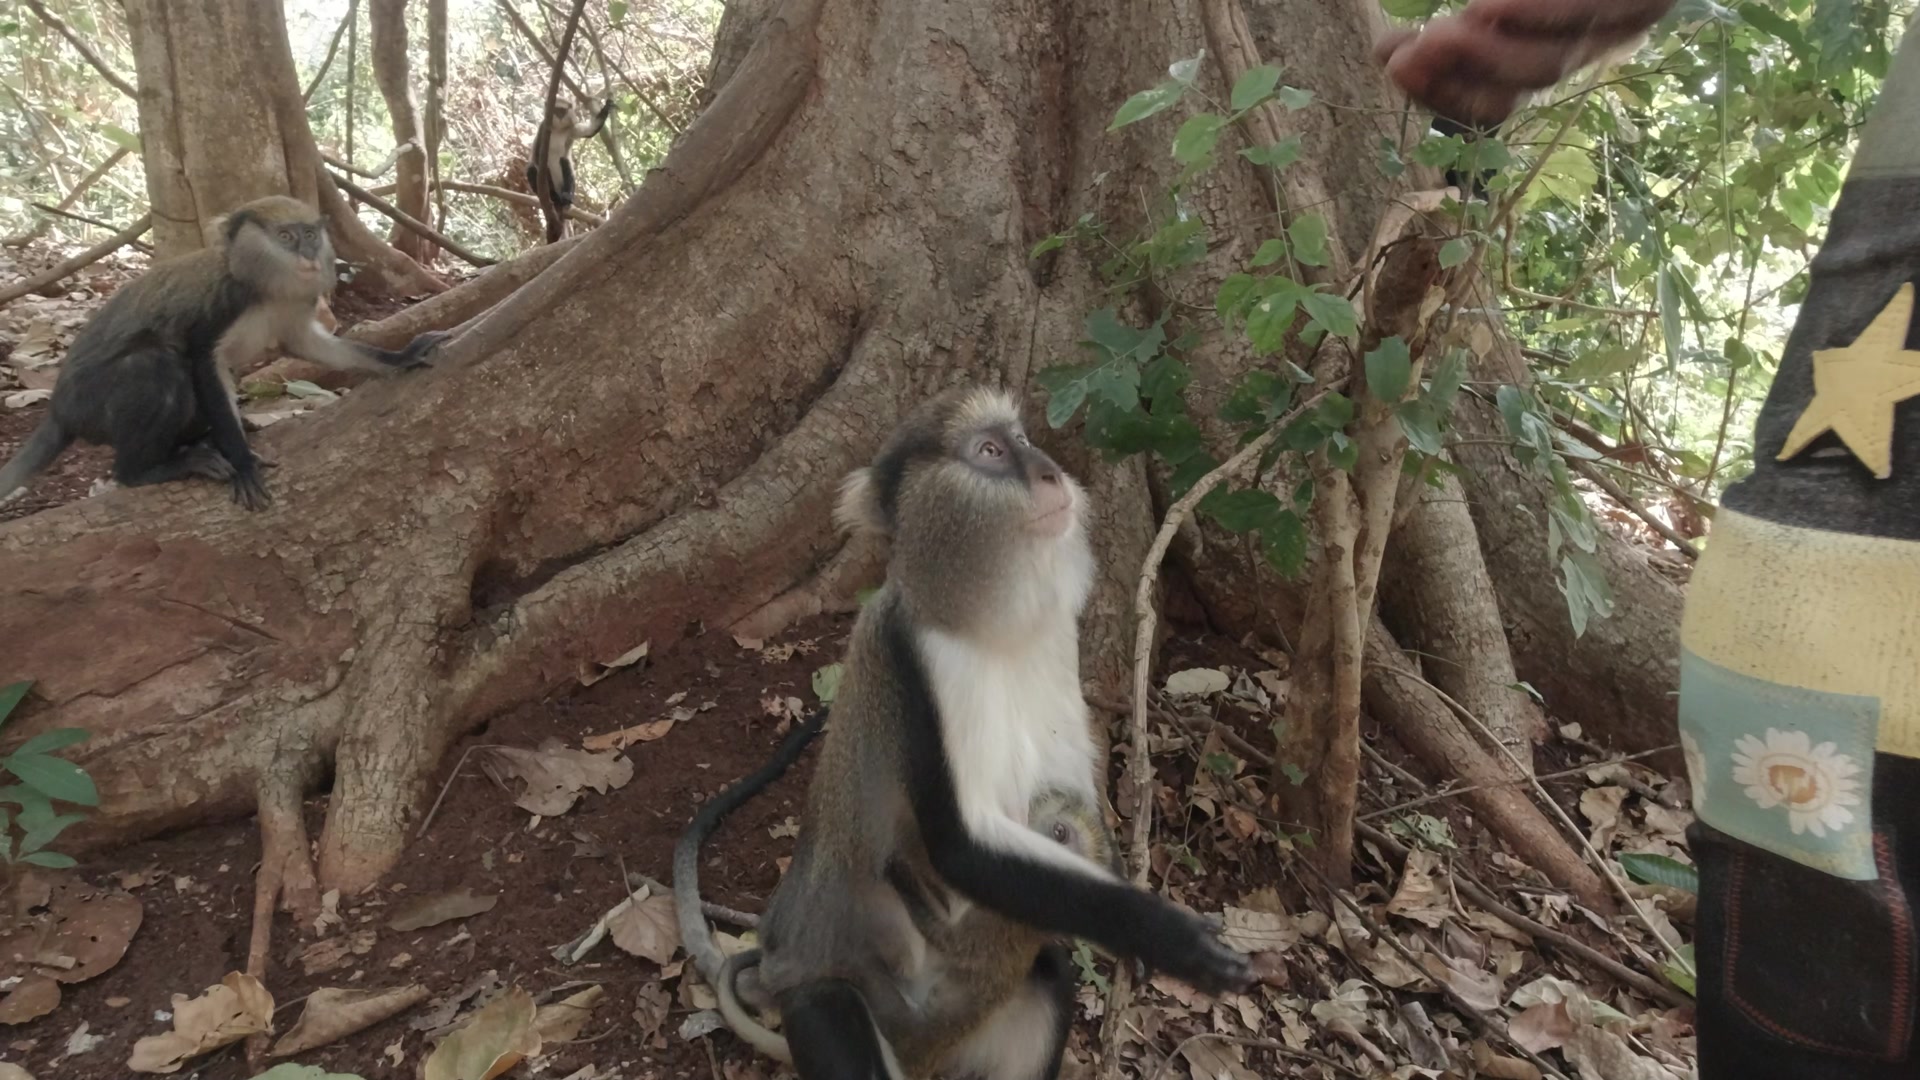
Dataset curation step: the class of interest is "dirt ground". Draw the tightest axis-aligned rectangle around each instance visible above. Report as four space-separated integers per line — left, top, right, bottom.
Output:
14 614 851 1079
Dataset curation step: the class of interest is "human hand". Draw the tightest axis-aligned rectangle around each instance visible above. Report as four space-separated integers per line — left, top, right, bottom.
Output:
1373 0 1678 126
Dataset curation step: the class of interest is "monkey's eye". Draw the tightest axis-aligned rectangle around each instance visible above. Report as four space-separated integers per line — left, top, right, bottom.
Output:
1051 823 1070 844
278 228 295 243
976 439 1004 460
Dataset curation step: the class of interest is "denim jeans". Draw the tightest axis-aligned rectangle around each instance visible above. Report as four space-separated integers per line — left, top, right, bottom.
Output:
1680 16 1920 1078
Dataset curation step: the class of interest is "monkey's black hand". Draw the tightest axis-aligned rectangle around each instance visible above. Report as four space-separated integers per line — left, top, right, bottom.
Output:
1135 904 1253 996
596 98 614 121
231 464 272 512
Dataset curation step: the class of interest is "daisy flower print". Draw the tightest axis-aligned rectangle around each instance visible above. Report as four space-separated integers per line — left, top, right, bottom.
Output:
1729 728 1864 838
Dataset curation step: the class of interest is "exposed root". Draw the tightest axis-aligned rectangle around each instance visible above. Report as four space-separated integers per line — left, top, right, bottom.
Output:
246 771 318 1070
727 533 883 642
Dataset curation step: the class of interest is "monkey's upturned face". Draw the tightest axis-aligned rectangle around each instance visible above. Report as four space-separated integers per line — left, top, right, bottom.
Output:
269 222 328 281
955 421 1076 539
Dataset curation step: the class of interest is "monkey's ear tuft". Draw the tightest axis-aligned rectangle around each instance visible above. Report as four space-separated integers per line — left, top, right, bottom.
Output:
221 210 257 245
833 467 889 536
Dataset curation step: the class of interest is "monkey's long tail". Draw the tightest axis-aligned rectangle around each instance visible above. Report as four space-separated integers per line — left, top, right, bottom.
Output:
672 706 829 985
0 419 72 506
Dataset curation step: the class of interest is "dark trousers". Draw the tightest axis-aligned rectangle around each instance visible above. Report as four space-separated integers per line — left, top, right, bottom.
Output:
1692 757 1920 1078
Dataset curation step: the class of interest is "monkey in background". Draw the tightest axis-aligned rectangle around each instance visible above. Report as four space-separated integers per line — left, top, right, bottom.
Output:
0 196 445 513
526 97 613 243
675 387 1248 1080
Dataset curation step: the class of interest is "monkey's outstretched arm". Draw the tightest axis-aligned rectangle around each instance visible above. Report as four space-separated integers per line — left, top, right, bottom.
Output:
284 316 446 374
882 606 1251 996
574 99 613 139
186 351 269 511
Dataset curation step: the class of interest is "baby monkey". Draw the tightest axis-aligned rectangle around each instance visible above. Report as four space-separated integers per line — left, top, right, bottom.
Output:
0 195 444 512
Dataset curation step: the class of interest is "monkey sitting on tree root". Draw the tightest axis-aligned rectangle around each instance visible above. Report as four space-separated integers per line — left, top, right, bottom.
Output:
526 97 612 243
675 702 1126 1070
676 386 1251 1080
0 195 446 512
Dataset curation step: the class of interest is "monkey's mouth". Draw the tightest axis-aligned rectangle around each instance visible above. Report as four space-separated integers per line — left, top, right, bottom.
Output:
1029 501 1075 536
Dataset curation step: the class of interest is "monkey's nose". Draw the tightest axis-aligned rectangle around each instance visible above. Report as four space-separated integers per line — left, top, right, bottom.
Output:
1034 465 1061 485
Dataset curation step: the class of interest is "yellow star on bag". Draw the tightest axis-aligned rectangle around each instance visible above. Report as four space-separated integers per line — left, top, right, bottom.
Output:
1777 282 1920 479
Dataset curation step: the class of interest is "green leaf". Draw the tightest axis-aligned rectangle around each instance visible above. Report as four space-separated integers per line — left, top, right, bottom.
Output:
1140 355 1191 408
1661 943 1697 996
1618 853 1700 894
1279 762 1307 786
1168 52 1207 85
1286 213 1330 268
1658 266 1686 364
1327 431 1358 471
1438 237 1472 269
99 124 142 152
6 753 99 806
1559 548 1616 638
1244 289 1301 355
1251 239 1288 268
15 729 88 756
608 0 630 26
1276 86 1315 111
1534 146 1600 205
18 810 84 856
1206 490 1283 534
1395 400 1444 455
1563 346 1642 382
1109 81 1186 130
1167 453 1220 500
1380 0 1442 17
1299 290 1357 339
1240 136 1302 170
0 682 29 726
19 851 75 869
1230 66 1282 111
1084 309 1162 365
1376 137 1406 178
1086 362 1141 410
811 663 844 704
1261 511 1309 578
1215 273 1259 321
1425 349 1467 411
1412 136 1463 169
1030 234 1066 258
284 379 337 401
1045 378 1088 428
1172 114 1228 165
1364 337 1413 402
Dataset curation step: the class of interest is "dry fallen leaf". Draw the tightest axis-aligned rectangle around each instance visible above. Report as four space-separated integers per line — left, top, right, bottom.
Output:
388 888 498 932
422 986 540 1080
1580 786 1629 847
1218 907 1298 954
411 969 503 1037
1181 1036 1259 1080
1385 848 1452 928
1472 1039 1545 1080
127 973 274 1073
485 741 634 816
299 930 377 976
632 981 671 1046
1508 1000 1576 1053
0 976 60 1026
608 892 680 965
271 984 429 1057
1564 1022 1673 1080
1164 668 1230 696
533 985 604 1047
581 718 676 752
0 1063 32 1080
578 640 650 686
1419 952 1504 1012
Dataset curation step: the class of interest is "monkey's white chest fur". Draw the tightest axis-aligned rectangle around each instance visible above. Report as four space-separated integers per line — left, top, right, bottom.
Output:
917 626 1098 832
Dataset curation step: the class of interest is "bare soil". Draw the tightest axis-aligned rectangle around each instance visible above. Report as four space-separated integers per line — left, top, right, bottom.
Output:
14 615 847 1079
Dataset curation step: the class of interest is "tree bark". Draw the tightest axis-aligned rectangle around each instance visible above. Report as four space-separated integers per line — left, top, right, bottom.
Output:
121 0 443 294
368 0 438 264
0 0 1680 908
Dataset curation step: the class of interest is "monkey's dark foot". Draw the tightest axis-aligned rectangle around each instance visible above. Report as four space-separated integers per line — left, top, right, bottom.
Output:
231 467 272 512
180 445 238 482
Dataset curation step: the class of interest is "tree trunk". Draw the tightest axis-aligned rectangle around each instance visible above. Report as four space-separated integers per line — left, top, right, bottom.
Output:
368 0 437 264
0 0 1679 915
122 0 443 294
